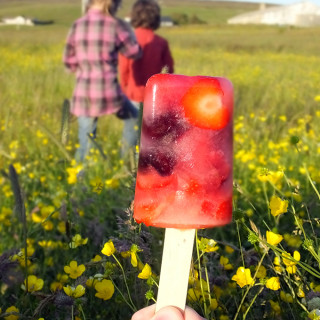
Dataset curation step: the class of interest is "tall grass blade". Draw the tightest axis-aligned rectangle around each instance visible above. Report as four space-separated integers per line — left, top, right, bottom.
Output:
61 99 70 145
8 164 29 289
9 164 25 224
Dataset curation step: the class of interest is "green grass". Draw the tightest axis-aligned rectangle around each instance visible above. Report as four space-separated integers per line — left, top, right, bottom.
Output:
1 1 320 319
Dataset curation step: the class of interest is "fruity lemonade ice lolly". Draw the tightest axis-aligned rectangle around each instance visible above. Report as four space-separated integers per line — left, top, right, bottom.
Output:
134 74 233 229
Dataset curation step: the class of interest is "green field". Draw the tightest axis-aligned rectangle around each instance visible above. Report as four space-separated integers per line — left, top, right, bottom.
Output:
1 1 320 319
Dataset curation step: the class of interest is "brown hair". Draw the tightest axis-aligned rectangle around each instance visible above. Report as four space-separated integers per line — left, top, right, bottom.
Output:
87 0 122 16
131 0 161 30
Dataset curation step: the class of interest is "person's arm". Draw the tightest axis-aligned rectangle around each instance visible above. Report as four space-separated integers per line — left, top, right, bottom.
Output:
116 19 142 60
162 40 174 73
118 53 130 93
131 305 205 320
63 23 79 72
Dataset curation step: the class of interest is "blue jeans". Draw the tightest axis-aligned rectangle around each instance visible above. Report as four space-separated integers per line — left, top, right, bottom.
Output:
75 97 138 162
121 101 140 157
76 116 98 162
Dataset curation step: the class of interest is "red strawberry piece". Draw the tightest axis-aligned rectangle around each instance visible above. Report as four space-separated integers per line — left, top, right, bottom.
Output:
181 78 230 130
136 167 176 190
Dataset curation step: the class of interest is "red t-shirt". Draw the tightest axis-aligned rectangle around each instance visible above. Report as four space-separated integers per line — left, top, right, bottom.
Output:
119 28 174 102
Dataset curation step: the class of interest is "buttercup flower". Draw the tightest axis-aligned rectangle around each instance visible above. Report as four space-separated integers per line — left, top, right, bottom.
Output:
63 285 85 298
129 244 142 267
22 275 44 292
280 291 293 303
4 306 19 320
69 234 88 249
255 265 267 279
210 298 218 310
269 300 281 315
266 231 283 246
91 254 102 262
95 279 115 300
64 260 86 279
282 251 300 274
269 196 288 217
232 267 254 288
197 237 219 253
101 240 116 256
138 263 152 279
266 277 281 290
219 256 233 270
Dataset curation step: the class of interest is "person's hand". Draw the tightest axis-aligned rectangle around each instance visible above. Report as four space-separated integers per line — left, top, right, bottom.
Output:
131 304 206 320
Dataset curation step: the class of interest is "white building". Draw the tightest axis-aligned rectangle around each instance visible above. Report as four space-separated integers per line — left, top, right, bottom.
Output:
227 1 320 27
1 16 34 26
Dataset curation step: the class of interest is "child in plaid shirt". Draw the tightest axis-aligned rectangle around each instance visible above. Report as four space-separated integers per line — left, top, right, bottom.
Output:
63 0 141 162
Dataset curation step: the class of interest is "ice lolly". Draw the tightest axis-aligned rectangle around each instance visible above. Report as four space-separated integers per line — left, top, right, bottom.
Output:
133 73 233 312
134 74 233 229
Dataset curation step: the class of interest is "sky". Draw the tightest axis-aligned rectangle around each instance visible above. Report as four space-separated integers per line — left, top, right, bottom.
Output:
219 0 320 6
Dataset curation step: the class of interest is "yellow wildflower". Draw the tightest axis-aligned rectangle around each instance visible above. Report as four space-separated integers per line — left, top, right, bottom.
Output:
189 269 199 285
297 286 305 298
210 298 218 310
22 275 44 292
94 279 115 300
91 255 102 262
187 287 202 302
280 290 293 303
282 251 300 274
219 256 233 270
66 165 83 184
4 306 19 320
266 231 283 246
105 178 120 189
197 238 219 253
69 234 88 249
86 277 99 288
101 240 116 256
64 261 86 279
308 310 320 319
269 300 281 315
138 263 152 279
255 265 267 279
63 285 85 298
90 177 104 194
269 196 288 217
225 245 235 254
283 233 302 248
130 244 142 267
266 277 280 290
232 267 254 288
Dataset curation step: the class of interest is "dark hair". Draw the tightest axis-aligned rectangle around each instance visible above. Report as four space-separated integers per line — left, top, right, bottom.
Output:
131 0 161 30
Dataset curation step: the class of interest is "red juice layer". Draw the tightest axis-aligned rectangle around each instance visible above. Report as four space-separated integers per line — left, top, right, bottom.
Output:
134 74 233 229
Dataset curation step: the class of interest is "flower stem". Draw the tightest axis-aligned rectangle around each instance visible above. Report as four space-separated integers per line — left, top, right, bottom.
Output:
112 254 137 312
233 252 267 320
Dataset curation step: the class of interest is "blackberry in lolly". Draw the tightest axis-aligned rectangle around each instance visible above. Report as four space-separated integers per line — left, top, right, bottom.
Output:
138 149 176 176
143 111 189 141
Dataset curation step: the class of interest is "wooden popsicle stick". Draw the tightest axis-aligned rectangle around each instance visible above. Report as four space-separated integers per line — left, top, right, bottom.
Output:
156 228 196 312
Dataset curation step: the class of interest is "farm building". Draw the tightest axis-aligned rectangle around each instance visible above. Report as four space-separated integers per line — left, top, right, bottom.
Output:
227 1 320 27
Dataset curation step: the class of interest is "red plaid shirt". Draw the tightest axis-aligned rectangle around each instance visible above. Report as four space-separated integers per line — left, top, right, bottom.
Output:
63 9 141 117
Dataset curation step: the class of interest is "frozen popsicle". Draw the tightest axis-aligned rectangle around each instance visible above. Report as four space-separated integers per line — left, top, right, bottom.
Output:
134 74 233 229
133 73 233 312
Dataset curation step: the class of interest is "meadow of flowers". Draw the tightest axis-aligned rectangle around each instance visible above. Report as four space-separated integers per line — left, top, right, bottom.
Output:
1 4 320 319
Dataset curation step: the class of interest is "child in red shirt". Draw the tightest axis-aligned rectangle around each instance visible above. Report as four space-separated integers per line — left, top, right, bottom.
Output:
119 0 174 156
